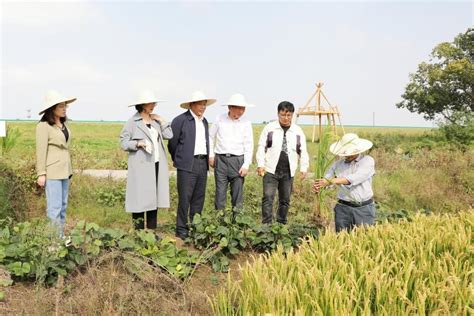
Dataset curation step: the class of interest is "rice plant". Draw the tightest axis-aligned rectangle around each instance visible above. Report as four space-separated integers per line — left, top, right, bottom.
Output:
212 212 474 315
313 127 338 220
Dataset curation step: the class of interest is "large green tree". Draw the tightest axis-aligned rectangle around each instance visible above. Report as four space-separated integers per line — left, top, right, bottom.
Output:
397 28 473 125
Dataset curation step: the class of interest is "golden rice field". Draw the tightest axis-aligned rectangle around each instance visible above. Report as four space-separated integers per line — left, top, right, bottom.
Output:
212 212 474 315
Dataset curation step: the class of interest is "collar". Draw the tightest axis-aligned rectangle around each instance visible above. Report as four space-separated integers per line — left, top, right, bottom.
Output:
272 120 295 132
226 112 241 122
344 154 362 164
190 109 203 121
133 112 142 121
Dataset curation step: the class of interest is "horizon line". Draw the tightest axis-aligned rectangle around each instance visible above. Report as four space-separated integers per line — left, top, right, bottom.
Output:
0 118 435 129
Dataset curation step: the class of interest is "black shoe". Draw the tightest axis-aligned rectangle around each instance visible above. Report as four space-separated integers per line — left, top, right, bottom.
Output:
175 232 188 241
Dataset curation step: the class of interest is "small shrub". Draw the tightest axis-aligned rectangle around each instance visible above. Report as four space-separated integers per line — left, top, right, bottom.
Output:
0 124 21 156
0 219 201 285
190 209 319 272
96 184 125 207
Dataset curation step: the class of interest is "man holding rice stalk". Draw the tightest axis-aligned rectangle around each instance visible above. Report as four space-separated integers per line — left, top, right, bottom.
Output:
313 133 376 232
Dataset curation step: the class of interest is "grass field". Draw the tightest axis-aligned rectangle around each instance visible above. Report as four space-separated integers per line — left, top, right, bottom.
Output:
5 121 434 170
4 121 470 226
0 121 472 314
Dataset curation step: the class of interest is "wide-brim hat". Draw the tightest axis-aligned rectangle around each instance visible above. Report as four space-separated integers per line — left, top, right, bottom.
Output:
129 90 165 107
222 93 254 108
180 91 216 109
329 133 373 156
38 90 76 115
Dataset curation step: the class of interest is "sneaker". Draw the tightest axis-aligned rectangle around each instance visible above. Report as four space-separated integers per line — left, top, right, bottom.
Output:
63 236 72 247
175 232 188 241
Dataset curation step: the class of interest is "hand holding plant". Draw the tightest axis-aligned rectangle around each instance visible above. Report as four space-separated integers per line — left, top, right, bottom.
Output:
312 178 330 193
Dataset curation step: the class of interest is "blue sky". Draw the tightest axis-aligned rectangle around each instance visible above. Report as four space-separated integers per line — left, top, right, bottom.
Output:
1 1 472 126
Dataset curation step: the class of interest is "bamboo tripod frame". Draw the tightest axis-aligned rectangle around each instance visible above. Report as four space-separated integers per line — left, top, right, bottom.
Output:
296 82 345 142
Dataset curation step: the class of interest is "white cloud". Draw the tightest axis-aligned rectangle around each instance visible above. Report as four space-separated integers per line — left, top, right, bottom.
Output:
5 59 109 84
2 1 102 28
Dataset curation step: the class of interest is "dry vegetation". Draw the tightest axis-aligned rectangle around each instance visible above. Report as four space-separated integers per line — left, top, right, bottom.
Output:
0 122 472 314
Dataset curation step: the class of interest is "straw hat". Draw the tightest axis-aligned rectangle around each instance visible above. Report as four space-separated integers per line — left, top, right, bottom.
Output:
180 91 216 109
129 90 165 107
222 93 254 108
329 133 373 156
38 90 76 115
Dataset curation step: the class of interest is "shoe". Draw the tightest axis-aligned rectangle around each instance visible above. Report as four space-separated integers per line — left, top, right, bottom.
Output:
175 232 188 241
62 236 72 247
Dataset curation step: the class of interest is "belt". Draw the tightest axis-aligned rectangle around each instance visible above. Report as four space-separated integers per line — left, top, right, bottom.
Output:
337 198 374 208
216 153 244 158
194 154 208 159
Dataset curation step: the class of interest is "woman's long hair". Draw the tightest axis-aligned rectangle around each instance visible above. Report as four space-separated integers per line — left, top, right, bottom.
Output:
40 105 67 125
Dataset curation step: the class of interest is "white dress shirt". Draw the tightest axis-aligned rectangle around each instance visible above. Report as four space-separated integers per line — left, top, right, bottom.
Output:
256 120 309 177
325 154 375 203
190 110 207 155
209 112 254 169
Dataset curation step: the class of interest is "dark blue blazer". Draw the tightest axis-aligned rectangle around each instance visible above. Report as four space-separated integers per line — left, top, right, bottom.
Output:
168 110 210 172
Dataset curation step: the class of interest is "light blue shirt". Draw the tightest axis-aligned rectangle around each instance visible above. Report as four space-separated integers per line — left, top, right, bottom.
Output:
325 154 375 203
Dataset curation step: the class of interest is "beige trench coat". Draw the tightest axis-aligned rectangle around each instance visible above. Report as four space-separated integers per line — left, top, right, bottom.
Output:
36 121 72 179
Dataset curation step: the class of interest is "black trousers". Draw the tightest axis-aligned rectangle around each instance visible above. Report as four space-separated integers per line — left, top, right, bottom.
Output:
176 157 208 236
261 171 293 224
132 162 159 230
214 154 244 211
132 210 157 230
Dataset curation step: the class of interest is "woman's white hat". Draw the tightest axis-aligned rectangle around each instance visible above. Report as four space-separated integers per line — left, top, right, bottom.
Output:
38 90 76 115
180 91 216 109
222 93 254 108
329 133 373 156
129 90 165 107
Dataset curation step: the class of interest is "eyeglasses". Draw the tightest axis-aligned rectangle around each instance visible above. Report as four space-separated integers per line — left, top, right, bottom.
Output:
278 112 293 118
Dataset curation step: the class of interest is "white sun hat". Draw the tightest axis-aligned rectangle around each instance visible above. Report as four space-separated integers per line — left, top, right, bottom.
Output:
180 91 216 109
38 90 77 115
129 90 165 107
329 133 373 156
222 93 254 108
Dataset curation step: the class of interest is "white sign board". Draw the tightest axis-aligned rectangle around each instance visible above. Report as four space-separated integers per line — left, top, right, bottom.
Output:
0 121 5 137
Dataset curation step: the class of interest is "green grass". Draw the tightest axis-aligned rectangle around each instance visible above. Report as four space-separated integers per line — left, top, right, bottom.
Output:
6 121 436 170
2 121 472 229
0 121 472 315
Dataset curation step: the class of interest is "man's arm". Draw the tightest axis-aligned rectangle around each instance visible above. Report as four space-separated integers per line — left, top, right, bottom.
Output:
208 120 218 167
255 124 269 176
167 117 181 160
298 128 309 176
242 121 253 170
344 156 375 187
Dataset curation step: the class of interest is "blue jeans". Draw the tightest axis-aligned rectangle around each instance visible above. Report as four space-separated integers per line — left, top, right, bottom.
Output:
45 179 69 236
